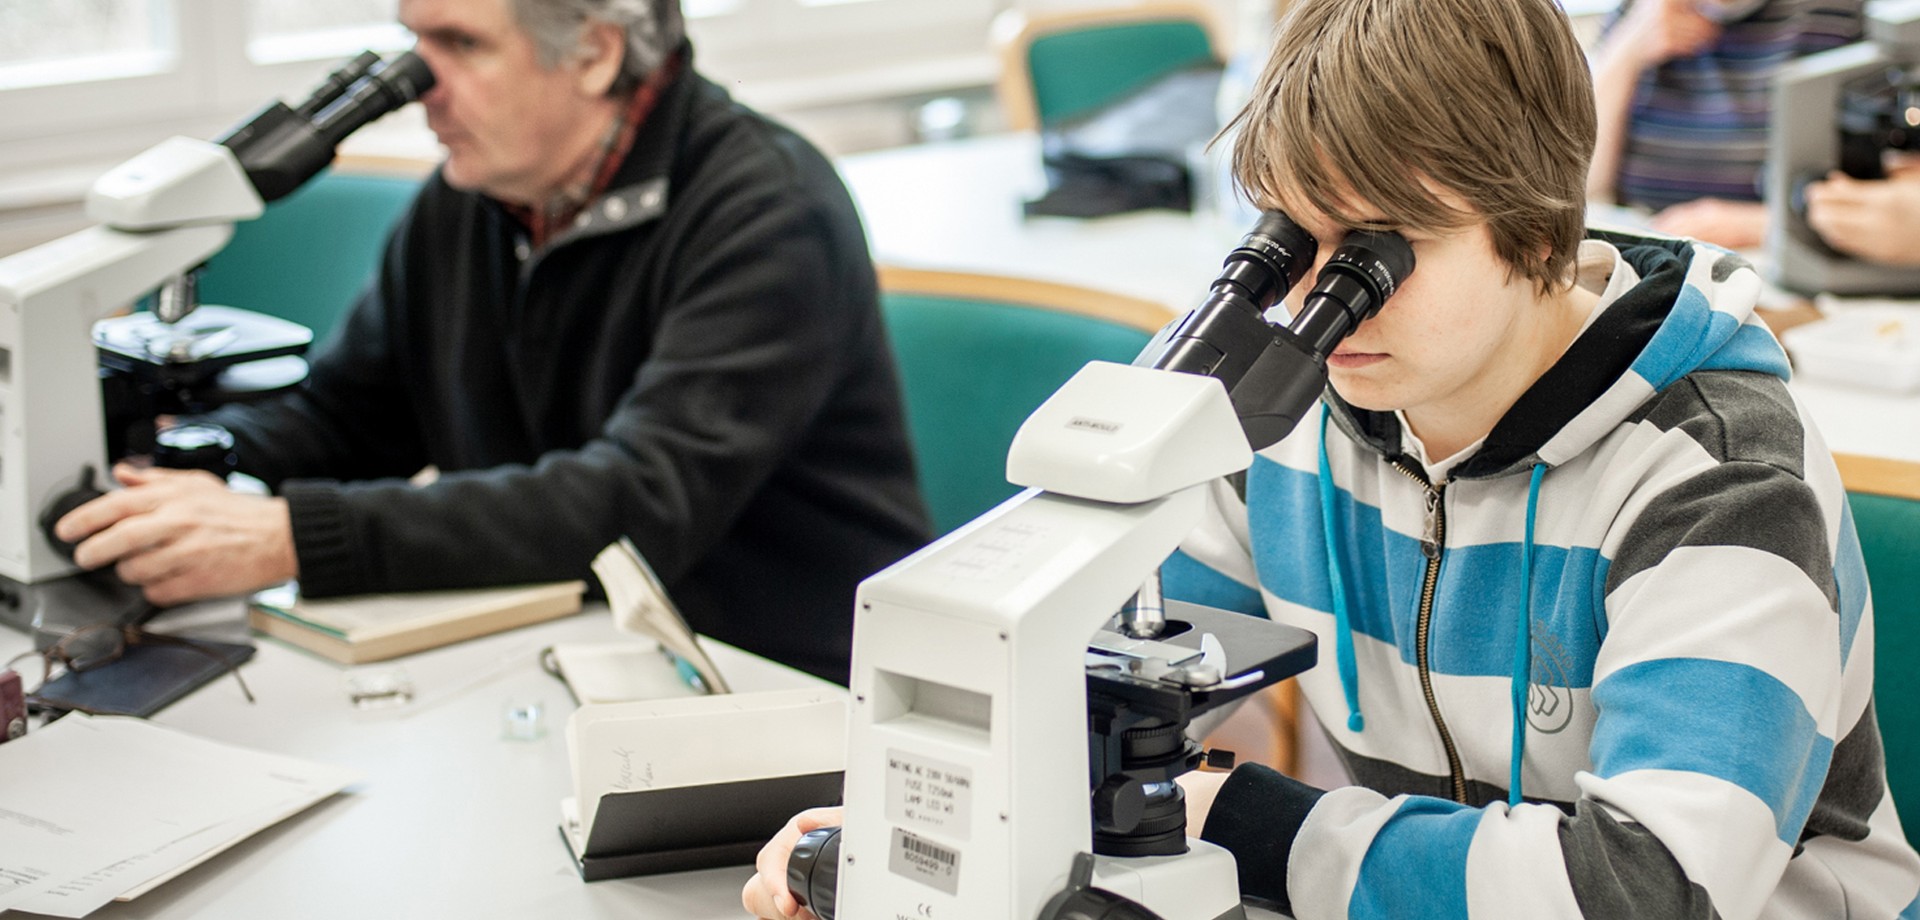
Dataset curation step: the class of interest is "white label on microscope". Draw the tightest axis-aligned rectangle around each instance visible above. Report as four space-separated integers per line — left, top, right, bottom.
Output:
885 749 973 840
889 827 961 896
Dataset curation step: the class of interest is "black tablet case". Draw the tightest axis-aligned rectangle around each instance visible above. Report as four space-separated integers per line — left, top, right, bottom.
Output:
33 638 255 718
561 770 844 881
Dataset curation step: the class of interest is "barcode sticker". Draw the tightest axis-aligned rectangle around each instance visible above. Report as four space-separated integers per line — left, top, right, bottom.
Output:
889 827 961 895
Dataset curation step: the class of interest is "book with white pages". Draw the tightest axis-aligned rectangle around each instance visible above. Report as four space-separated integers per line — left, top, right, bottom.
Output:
559 686 847 880
540 538 729 708
588 537 729 694
250 579 587 664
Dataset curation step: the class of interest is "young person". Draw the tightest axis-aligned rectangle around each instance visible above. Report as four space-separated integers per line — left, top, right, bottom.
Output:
53 0 930 683
744 0 1920 914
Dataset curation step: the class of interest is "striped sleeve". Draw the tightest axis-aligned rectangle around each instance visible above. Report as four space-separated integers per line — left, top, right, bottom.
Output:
1264 374 1912 919
1274 459 1837 919
1162 476 1266 617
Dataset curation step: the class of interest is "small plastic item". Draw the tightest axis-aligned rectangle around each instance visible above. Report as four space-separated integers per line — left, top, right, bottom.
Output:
342 666 414 709
1783 307 1920 393
501 697 546 741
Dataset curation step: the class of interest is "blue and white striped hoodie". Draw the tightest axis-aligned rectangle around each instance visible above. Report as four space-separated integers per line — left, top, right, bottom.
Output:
1173 230 1920 919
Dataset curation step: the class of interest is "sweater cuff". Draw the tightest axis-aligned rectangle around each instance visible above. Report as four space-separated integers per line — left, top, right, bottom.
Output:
1199 763 1325 914
281 480 360 597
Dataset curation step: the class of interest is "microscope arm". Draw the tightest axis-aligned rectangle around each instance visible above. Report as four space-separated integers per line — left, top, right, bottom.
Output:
0 50 435 611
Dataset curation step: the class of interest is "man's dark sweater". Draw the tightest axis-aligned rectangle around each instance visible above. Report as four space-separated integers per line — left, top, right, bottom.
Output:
206 62 931 683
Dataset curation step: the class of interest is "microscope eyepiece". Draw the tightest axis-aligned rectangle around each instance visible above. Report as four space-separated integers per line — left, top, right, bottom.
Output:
1217 210 1318 307
1286 230 1416 359
293 51 384 121
219 49 436 203
1148 210 1317 381
312 51 436 148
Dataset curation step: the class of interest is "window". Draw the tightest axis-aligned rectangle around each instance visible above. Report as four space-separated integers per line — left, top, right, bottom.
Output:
0 0 1005 210
0 0 174 90
690 0 1003 109
0 0 416 190
247 0 408 65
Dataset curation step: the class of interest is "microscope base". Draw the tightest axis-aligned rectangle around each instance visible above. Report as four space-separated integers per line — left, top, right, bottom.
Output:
1092 838 1248 920
0 570 150 646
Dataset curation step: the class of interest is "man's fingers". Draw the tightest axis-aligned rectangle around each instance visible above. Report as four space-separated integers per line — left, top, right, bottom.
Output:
70 512 181 570
53 489 151 544
111 533 197 586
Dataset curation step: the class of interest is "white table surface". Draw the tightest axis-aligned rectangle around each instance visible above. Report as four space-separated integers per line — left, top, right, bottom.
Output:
1 606 1286 920
839 132 1246 315
0 607 776 920
838 132 1920 468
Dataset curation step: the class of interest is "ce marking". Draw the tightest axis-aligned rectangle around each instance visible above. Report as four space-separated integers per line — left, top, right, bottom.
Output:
917 904 935 918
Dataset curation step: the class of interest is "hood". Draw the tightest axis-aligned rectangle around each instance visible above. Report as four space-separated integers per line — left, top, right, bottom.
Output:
1323 229 1791 480
1309 230 1792 806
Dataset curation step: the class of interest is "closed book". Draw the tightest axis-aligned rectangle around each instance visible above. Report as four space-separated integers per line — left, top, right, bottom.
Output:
248 580 586 664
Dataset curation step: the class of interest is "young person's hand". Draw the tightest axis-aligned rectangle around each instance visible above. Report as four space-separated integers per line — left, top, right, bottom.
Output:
1604 0 1723 71
52 462 297 606
1648 198 1768 250
742 807 842 919
1804 171 1920 267
1178 769 1233 837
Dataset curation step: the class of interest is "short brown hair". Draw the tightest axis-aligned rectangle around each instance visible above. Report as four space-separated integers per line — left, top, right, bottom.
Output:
1227 0 1595 293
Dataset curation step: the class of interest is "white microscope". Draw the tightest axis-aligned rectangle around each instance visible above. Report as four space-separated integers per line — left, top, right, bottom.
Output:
1766 0 1920 295
784 214 1414 919
0 51 433 638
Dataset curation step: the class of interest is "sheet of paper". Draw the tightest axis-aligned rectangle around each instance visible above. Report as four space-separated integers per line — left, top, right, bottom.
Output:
566 687 846 842
0 714 358 916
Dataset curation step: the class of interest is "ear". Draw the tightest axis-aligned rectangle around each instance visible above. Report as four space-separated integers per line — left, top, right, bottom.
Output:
573 19 626 97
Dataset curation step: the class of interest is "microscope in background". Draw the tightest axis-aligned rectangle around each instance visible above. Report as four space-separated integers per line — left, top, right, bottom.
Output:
0 51 433 638
783 214 1414 920
1767 0 1920 295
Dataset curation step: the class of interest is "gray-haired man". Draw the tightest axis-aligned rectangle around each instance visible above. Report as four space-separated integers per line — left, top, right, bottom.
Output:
55 0 931 683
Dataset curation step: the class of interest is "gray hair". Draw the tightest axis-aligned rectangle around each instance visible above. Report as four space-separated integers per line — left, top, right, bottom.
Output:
508 0 685 94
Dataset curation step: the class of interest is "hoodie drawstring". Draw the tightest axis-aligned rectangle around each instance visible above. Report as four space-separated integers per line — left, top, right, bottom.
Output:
1317 406 1364 733
1510 462 1548 808
1316 403 1550 807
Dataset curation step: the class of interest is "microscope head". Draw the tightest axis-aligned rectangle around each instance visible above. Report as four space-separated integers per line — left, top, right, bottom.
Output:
1767 2 1920 295
88 50 435 234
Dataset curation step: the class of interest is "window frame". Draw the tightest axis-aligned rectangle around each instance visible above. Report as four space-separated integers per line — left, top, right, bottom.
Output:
0 0 1010 197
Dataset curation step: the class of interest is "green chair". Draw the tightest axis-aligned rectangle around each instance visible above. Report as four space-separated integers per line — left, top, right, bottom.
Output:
878 266 1176 536
994 2 1223 131
199 165 424 344
1841 454 1920 849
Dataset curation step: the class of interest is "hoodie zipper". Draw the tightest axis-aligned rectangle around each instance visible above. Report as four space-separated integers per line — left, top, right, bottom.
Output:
1392 459 1468 803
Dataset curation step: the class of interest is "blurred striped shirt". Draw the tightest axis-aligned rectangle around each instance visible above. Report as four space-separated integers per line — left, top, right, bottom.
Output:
1609 0 1862 210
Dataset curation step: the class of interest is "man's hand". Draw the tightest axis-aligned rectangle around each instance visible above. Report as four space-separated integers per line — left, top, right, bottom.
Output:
1804 171 1920 267
52 463 297 606
1648 198 1768 250
742 807 842 919
1601 0 1722 71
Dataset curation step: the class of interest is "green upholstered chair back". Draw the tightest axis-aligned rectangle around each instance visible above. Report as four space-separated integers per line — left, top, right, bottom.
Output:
878 267 1175 536
1029 20 1214 126
995 3 1222 131
1842 455 1920 848
199 167 423 344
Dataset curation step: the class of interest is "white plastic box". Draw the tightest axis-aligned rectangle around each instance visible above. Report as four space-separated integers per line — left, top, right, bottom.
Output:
1782 306 1920 394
